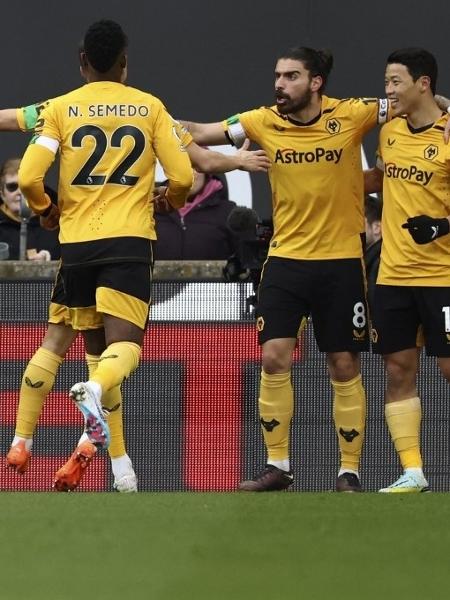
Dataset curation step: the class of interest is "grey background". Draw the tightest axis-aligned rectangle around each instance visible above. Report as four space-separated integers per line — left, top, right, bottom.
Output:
2 0 450 217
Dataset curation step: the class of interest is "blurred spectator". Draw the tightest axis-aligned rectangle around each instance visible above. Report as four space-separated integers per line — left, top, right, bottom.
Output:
0 157 60 261
364 194 382 310
154 172 237 260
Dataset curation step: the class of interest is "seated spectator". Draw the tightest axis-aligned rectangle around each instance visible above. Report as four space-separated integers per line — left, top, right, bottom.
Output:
364 194 382 310
0 158 60 261
154 171 237 260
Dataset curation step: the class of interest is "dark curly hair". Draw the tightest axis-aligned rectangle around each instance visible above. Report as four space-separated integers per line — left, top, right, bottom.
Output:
83 19 128 73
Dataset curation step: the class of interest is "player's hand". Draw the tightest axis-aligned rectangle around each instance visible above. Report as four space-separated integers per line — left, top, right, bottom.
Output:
237 138 271 172
402 214 450 244
153 185 175 213
40 203 60 231
28 249 51 262
444 116 450 144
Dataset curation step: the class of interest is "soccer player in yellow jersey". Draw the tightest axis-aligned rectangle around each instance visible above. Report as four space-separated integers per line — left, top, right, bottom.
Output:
4 55 270 493
365 48 450 493
184 46 393 492
16 20 194 484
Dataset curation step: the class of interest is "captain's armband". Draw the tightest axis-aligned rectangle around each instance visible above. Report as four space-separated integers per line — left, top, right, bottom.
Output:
224 114 246 147
378 99 389 124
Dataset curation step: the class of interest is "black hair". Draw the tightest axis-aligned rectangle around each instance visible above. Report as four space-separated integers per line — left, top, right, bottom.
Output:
387 47 438 95
278 47 334 92
364 195 382 224
83 19 128 73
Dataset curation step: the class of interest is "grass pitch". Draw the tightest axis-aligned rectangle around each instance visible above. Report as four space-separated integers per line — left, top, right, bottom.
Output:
1 492 449 600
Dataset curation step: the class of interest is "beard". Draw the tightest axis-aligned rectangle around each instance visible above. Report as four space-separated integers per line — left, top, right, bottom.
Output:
276 88 313 115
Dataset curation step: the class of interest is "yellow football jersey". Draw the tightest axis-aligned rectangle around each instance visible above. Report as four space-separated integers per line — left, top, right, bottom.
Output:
17 100 194 147
377 114 450 286
224 96 389 259
21 82 193 264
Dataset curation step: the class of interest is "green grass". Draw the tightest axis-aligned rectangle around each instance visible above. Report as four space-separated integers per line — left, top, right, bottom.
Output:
1 493 449 600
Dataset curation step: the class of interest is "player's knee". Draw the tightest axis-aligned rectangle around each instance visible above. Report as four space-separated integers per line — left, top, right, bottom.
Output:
261 338 295 374
384 355 416 388
262 347 292 374
41 324 77 357
437 358 450 383
327 352 359 382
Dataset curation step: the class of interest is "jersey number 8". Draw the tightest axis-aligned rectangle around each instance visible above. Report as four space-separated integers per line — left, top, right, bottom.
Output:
352 301 366 329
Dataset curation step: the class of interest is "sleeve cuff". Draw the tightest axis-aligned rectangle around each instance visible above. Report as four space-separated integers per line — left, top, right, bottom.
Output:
40 203 53 217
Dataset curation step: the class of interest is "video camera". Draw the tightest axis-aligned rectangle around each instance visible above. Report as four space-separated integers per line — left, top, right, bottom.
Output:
223 206 273 310
226 206 273 271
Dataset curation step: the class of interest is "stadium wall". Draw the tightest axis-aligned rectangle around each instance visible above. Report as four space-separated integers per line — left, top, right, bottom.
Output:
1 277 449 493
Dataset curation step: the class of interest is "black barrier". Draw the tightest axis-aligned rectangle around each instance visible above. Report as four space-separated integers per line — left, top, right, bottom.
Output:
0 280 449 492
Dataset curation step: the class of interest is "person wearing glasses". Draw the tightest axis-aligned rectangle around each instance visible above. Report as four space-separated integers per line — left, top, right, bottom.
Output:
0 157 59 261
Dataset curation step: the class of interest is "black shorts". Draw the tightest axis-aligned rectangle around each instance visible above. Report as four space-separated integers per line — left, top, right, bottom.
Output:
371 285 450 357
51 261 152 330
256 256 369 352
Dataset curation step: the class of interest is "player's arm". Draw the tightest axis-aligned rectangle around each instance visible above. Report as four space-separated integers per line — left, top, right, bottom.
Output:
435 94 450 112
153 106 194 209
434 95 450 143
0 101 51 132
183 112 257 151
180 121 228 145
18 142 59 229
364 165 384 195
186 139 270 173
0 109 20 131
174 118 268 172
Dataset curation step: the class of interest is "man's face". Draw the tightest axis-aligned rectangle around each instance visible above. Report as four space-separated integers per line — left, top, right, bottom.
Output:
385 63 427 116
1 173 22 216
365 217 381 247
274 58 317 114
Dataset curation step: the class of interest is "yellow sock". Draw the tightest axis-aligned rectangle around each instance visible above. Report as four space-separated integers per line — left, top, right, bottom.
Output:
90 342 141 393
85 353 126 458
332 374 366 472
16 347 63 438
385 397 422 469
258 370 293 463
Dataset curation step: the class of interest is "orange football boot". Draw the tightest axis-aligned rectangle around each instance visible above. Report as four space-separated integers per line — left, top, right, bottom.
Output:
53 440 97 492
6 440 31 474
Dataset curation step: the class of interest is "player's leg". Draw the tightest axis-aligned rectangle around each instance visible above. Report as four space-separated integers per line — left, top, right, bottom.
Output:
83 332 137 493
239 337 297 491
372 285 428 493
400 286 450 493
6 321 76 473
66 263 149 449
239 257 308 492
313 259 369 492
7 269 76 472
425 286 450 388
327 351 366 492
53 326 137 492
378 347 427 492
69 322 142 450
